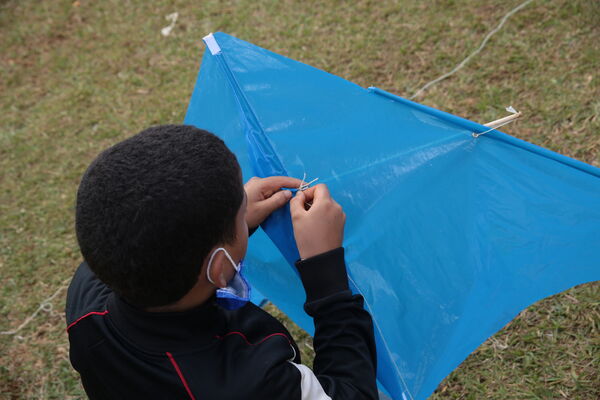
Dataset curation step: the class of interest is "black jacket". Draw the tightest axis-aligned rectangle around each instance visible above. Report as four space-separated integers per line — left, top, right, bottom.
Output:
66 247 378 399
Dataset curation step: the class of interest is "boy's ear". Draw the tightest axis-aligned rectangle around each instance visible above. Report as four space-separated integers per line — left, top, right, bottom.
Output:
205 250 228 288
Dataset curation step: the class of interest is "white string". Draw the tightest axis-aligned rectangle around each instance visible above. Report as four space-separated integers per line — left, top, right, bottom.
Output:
298 172 307 189
410 0 534 100
160 12 179 37
298 172 318 209
0 279 70 336
299 177 318 191
298 172 319 191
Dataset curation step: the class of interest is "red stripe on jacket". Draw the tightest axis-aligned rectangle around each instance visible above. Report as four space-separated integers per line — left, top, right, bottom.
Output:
66 310 109 332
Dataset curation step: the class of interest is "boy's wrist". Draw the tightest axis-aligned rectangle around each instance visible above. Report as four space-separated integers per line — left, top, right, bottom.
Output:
295 247 349 303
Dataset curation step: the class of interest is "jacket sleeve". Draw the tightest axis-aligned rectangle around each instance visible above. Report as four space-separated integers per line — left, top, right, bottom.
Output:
294 247 378 400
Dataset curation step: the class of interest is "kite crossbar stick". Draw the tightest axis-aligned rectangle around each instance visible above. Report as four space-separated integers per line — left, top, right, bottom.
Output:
473 106 522 138
483 112 522 129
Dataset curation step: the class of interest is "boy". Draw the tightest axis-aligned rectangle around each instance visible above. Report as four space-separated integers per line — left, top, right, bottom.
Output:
66 125 378 399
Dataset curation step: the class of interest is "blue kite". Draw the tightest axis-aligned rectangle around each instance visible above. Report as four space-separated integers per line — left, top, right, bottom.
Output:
184 32 600 400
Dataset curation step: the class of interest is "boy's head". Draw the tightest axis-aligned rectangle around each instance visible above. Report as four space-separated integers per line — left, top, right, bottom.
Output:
75 125 246 307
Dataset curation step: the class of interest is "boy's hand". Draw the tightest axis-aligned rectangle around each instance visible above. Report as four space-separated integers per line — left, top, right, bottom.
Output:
244 176 302 230
290 184 346 259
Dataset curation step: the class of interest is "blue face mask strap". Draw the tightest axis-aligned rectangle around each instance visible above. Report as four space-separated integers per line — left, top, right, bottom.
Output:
206 247 240 286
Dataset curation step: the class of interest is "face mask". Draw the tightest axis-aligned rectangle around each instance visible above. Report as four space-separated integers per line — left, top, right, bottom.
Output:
206 247 250 310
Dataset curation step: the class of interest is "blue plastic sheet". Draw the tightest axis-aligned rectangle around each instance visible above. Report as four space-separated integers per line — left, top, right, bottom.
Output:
185 33 600 400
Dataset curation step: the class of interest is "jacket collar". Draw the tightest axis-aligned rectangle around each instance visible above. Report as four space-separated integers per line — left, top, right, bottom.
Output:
106 293 225 353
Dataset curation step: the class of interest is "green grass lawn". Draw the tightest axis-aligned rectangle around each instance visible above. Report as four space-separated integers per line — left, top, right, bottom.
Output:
1 0 598 398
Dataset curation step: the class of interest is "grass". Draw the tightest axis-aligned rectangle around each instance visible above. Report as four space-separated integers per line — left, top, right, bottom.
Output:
1 0 598 398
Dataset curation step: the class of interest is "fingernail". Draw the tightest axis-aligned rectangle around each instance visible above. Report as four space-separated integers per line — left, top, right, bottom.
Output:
284 190 292 199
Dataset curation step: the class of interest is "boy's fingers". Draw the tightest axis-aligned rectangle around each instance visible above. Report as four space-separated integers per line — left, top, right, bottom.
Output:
260 176 304 194
298 186 317 202
260 189 292 211
312 184 331 202
289 191 306 218
301 185 317 196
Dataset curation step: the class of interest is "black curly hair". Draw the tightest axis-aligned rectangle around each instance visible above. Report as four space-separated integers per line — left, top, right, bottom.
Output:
75 125 244 307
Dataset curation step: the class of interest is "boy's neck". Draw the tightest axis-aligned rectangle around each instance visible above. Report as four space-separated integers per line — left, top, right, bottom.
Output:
146 280 215 313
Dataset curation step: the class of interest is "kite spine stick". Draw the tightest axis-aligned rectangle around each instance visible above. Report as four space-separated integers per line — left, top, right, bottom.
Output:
205 34 288 177
483 112 522 129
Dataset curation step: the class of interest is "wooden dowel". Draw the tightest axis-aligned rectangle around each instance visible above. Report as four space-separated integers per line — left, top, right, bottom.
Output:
483 112 522 129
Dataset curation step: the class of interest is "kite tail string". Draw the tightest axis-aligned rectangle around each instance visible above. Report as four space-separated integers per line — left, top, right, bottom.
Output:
410 0 534 100
0 278 70 336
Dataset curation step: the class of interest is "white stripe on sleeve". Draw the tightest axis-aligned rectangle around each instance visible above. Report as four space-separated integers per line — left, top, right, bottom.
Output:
289 362 332 400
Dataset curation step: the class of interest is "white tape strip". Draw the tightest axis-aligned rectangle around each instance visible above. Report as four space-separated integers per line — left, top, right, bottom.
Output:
203 33 222 55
